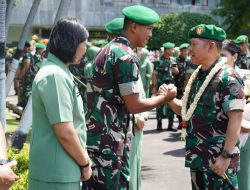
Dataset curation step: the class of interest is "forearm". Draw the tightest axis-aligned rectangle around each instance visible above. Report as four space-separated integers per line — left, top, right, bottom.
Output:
168 98 182 116
0 125 7 159
223 111 243 152
128 95 166 114
54 123 89 166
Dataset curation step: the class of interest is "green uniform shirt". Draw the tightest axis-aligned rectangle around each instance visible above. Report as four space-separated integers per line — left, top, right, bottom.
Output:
29 53 86 182
185 60 244 170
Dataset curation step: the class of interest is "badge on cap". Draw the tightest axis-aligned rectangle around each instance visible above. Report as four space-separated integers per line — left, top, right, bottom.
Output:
196 27 203 35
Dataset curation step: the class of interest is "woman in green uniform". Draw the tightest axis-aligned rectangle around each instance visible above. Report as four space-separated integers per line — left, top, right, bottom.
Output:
28 18 92 190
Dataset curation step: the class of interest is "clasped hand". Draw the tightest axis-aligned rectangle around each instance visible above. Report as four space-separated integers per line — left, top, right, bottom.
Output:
158 84 177 102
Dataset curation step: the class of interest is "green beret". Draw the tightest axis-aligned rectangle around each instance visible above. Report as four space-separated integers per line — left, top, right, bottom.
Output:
179 43 189 50
234 35 249 44
35 43 46 49
122 5 159 25
85 46 100 61
188 24 226 42
162 42 175 49
105 17 124 35
95 40 103 47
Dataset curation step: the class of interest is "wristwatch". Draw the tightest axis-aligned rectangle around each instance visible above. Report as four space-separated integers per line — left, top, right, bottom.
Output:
0 159 10 165
221 150 233 159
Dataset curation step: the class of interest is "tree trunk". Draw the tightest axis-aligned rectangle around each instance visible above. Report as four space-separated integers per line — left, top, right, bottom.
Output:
0 0 6 130
54 0 72 24
5 0 14 42
5 0 41 97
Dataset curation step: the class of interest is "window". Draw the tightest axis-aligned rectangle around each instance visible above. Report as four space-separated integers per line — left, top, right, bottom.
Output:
154 0 171 4
183 0 208 6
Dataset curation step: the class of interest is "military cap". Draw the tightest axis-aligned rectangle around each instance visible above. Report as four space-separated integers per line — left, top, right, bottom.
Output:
162 42 175 49
122 5 159 25
234 35 249 44
35 43 46 49
105 17 124 35
179 43 189 50
95 40 103 47
188 24 226 42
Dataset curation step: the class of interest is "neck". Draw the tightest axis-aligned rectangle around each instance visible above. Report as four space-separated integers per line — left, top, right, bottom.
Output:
164 54 170 59
201 55 220 71
122 31 135 49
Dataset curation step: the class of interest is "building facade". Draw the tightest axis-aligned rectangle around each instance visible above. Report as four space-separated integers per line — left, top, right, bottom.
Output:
7 0 220 45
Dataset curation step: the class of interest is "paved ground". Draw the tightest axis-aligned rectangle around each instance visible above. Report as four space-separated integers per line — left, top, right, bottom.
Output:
141 111 191 190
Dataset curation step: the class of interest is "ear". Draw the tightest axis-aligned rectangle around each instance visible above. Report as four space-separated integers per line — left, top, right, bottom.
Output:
130 22 137 34
233 53 238 62
208 41 216 52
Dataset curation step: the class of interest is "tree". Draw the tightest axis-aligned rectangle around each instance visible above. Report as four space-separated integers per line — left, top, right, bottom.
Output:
5 0 15 42
148 12 220 50
213 0 250 37
0 0 7 130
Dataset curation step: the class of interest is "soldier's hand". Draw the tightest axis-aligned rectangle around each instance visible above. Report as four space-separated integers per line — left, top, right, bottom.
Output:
135 116 145 132
211 155 231 177
164 86 177 102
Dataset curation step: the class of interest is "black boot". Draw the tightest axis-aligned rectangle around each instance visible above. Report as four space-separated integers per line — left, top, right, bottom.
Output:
157 119 162 131
167 118 177 132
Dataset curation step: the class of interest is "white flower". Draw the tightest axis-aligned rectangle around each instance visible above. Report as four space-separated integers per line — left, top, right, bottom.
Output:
181 57 227 122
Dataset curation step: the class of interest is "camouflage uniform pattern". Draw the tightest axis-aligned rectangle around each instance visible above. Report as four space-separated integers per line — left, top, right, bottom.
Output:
85 36 141 189
153 56 175 120
17 51 34 108
235 53 250 69
69 60 87 110
191 168 238 190
185 59 244 189
175 56 191 98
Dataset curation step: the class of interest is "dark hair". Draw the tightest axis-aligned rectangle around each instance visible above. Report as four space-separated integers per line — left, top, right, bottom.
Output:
222 40 241 56
24 41 31 48
123 17 133 30
47 18 89 63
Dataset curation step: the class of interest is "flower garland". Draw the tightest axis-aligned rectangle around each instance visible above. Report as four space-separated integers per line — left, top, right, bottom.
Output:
180 57 227 140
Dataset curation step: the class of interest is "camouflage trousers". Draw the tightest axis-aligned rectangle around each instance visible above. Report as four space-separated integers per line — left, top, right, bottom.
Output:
156 103 174 120
82 152 128 190
190 168 238 190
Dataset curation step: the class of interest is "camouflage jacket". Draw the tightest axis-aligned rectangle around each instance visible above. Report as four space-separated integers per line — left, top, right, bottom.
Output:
235 53 250 69
185 60 244 171
86 36 141 157
153 55 175 86
175 56 191 91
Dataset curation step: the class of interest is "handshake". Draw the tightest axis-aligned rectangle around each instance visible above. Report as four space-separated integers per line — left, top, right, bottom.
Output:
158 84 177 102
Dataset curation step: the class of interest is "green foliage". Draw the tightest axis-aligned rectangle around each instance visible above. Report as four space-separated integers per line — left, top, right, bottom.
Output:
7 144 29 190
213 0 250 37
148 12 219 50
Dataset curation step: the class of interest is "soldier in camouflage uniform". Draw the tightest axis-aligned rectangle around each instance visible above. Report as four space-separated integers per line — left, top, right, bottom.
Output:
84 5 176 190
153 42 179 131
174 43 191 126
167 24 244 190
234 35 250 69
16 41 34 108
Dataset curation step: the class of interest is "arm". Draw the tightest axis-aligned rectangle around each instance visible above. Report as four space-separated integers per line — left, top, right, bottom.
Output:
167 98 182 116
0 123 18 189
53 122 92 180
18 59 30 79
123 85 176 114
211 110 243 176
0 124 7 159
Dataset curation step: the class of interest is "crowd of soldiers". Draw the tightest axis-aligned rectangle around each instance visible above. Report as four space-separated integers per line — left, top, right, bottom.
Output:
4 5 250 189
